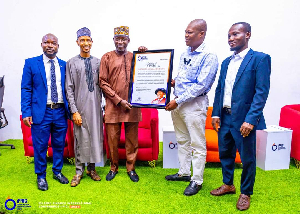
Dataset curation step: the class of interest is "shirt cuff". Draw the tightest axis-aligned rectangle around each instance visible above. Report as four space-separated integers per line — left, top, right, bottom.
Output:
174 97 183 105
211 116 220 118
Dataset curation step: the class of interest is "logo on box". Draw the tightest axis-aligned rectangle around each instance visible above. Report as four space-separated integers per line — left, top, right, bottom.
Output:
272 143 286 151
169 141 178 149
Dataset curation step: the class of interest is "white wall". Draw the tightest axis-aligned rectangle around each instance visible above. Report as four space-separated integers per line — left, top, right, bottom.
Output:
0 0 299 141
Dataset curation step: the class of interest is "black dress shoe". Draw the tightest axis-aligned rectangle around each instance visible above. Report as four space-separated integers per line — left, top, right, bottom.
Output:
127 170 139 182
165 173 191 182
106 170 118 181
184 181 202 196
53 173 69 184
37 178 48 191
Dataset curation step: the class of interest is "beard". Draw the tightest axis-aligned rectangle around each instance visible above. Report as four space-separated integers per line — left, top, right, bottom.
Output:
44 50 58 59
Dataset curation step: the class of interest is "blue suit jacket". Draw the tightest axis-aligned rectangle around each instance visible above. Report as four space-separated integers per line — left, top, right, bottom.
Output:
21 54 70 124
212 49 271 130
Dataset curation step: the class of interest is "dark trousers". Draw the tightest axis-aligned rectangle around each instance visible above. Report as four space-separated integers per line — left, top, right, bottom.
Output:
218 110 256 195
31 107 68 179
105 122 139 172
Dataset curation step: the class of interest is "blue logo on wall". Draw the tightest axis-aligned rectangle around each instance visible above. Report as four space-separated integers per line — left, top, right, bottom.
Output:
272 143 286 151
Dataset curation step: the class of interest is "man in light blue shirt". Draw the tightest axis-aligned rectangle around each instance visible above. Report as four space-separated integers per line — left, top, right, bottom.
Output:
165 19 218 196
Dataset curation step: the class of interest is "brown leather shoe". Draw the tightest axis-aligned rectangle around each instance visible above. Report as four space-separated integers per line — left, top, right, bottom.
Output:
70 174 83 187
210 184 236 196
86 170 101 181
236 194 250 211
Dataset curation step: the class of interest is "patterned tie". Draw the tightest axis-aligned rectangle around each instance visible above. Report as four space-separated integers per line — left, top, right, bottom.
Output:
49 59 58 103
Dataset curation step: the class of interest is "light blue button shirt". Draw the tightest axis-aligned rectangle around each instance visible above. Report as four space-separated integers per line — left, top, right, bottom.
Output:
174 43 219 104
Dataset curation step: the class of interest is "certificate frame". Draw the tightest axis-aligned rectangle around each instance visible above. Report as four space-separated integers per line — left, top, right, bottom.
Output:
128 49 174 109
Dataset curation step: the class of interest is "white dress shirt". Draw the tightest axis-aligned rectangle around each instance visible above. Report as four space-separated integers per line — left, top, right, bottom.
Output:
223 48 250 108
43 54 64 104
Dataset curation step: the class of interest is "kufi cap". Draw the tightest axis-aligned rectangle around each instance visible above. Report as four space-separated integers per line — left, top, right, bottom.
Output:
114 26 129 37
77 27 91 39
155 88 166 94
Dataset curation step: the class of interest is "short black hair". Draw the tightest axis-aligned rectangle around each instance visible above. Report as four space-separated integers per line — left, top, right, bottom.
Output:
232 22 251 33
155 88 166 94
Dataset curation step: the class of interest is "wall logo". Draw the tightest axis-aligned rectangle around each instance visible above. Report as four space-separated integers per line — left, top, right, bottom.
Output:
5 196 31 211
272 143 286 151
138 55 148 61
169 141 178 149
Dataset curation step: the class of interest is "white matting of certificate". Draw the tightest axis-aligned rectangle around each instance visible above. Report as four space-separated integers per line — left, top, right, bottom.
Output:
130 51 173 107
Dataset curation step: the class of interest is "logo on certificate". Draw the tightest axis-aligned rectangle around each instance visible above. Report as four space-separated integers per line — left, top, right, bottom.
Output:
135 97 142 102
138 55 148 61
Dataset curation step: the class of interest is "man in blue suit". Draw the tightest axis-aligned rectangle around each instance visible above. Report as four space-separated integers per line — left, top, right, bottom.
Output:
210 22 271 211
21 33 69 191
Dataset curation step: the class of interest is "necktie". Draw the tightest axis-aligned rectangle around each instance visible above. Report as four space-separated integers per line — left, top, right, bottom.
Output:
49 59 58 103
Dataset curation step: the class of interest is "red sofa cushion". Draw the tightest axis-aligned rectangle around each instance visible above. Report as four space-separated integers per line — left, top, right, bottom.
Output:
279 104 300 160
20 115 74 158
139 108 152 129
104 108 159 161
137 128 152 148
118 127 152 148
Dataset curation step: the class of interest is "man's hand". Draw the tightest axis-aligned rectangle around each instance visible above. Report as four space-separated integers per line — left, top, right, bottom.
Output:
138 46 148 52
119 100 132 110
170 79 175 88
23 116 33 128
165 100 178 111
240 122 254 138
212 118 220 132
73 112 82 126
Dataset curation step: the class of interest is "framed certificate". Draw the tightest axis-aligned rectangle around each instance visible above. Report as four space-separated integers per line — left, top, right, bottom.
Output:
128 49 174 109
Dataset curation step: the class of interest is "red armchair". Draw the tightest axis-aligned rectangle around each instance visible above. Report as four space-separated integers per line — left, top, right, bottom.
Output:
279 104 300 168
20 115 75 163
103 108 159 167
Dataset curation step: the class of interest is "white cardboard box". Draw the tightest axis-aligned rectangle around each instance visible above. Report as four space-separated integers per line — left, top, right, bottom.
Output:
256 125 292 171
163 126 180 168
